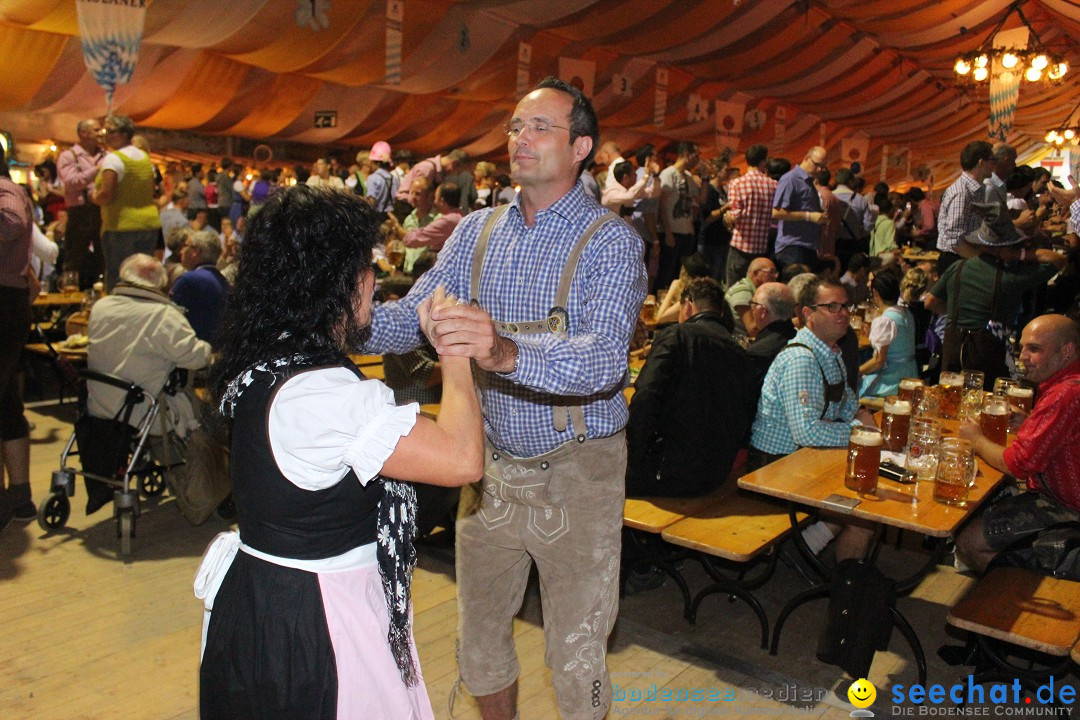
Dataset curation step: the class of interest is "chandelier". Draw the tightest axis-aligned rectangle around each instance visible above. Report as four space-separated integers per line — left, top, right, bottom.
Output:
1044 98 1080 148
953 1 1068 84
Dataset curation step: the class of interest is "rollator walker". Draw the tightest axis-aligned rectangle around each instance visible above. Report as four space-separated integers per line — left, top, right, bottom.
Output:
38 368 189 558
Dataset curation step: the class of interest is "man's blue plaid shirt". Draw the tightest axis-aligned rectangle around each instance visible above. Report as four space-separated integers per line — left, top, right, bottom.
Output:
366 182 647 458
750 326 858 456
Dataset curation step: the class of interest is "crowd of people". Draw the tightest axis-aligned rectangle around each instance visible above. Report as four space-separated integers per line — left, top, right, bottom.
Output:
2 75 1080 719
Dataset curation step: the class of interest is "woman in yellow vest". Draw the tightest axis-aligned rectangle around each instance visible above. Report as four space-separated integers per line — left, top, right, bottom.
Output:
92 115 161 290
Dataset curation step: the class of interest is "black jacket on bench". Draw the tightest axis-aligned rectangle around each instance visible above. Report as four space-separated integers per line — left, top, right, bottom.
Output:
626 311 757 497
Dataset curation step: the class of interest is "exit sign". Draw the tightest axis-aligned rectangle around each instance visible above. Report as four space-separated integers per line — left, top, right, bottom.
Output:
314 111 338 128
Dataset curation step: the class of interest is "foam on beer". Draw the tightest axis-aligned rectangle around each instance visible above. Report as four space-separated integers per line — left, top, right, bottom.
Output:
1006 386 1033 399
940 373 963 387
899 379 922 390
884 398 912 415
982 403 1008 416
850 427 883 446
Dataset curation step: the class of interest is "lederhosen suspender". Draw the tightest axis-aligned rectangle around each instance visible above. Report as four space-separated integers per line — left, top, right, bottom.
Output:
778 342 846 419
468 205 620 440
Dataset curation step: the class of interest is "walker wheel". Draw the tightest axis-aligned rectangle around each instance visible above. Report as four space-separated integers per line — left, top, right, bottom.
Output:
37 493 70 531
138 467 166 498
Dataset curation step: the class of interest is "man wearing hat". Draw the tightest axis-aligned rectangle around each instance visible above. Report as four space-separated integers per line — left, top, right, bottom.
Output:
924 221 1066 387
364 140 398 217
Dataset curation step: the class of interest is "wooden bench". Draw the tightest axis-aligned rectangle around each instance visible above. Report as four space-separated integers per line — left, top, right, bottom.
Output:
946 567 1080 690
623 481 805 647
622 487 731 619
661 491 807 647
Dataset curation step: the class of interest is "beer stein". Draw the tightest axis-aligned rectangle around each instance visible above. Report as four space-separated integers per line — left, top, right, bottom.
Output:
906 417 942 482
979 395 1009 446
845 426 883 494
881 396 912 453
934 439 975 506
938 371 964 419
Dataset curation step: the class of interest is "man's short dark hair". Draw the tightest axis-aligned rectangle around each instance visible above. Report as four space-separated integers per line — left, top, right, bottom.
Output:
535 76 600 172
766 157 791 181
677 141 697 158
613 161 635 184
960 141 993 172
681 277 725 313
817 167 831 185
438 181 462 208
847 252 871 273
446 149 468 164
834 167 854 186
875 192 893 216
799 276 847 310
745 144 768 168
635 144 655 167
1006 165 1034 192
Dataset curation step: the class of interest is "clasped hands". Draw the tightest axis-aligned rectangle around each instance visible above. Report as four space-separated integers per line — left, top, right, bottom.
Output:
417 285 518 373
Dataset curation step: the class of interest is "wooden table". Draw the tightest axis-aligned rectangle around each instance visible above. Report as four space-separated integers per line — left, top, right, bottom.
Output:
737 423 1007 684
901 249 939 264
24 342 88 362
33 291 86 308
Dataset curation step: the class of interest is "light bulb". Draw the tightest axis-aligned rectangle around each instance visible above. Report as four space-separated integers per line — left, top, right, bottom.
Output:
49 144 57 152
955 58 971 75
1055 136 1065 146
1066 129 1076 140
1047 131 1058 142
1026 67 1042 82
1049 62 1068 80
1001 53 1019 69
974 54 989 68
1031 54 1049 71
973 67 989 82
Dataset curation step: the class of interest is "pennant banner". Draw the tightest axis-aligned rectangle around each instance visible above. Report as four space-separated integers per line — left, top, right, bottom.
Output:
558 57 596 98
714 99 746 149
773 106 787 146
988 26 1029 141
76 0 148 111
385 0 403 85
516 42 531 99
880 144 889 182
820 122 827 149
654 67 668 127
841 135 869 166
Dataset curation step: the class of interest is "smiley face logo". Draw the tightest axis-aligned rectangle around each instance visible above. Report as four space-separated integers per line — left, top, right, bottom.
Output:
847 678 876 708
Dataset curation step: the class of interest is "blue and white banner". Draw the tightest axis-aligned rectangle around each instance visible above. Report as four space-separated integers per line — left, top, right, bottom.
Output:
76 0 148 110
988 27 1028 141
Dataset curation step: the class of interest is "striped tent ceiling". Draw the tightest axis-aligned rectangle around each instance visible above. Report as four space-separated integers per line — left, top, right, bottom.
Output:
2 0 1079 184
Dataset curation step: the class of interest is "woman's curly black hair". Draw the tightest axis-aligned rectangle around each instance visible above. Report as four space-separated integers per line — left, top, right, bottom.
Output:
212 185 381 406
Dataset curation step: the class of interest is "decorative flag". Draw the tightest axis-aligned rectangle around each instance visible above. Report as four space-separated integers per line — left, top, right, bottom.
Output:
820 122 828 149
558 57 596 98
687 93 708 123
773 106 787 146
296 0 331 31
385 0 404 85
841 134 869 166
714 100 746 145
75 0 149 112
654 67 668 127
744 107 766 130
879 144 889 182
988 26 1029 140
516 42 531 99
611 73 633 97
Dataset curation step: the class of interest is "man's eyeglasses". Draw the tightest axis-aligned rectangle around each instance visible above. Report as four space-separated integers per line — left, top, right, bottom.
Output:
504 119 570 139
810 302 856 314
748 301 765 309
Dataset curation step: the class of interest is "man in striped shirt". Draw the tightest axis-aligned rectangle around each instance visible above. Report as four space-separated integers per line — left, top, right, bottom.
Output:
935 140 993 275
365 77 646 720
724 144 777 287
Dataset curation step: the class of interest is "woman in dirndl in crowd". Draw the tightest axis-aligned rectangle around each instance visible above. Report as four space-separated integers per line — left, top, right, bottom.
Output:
195 184 483 719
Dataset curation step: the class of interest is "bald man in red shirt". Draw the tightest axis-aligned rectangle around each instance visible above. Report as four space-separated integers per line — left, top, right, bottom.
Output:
955 314 1080 573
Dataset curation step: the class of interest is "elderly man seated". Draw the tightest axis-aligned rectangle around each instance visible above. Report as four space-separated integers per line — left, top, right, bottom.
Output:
170 229 230 346
86 254 211 513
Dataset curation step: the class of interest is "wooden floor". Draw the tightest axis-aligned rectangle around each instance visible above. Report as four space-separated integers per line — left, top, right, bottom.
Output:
2 400 983 719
